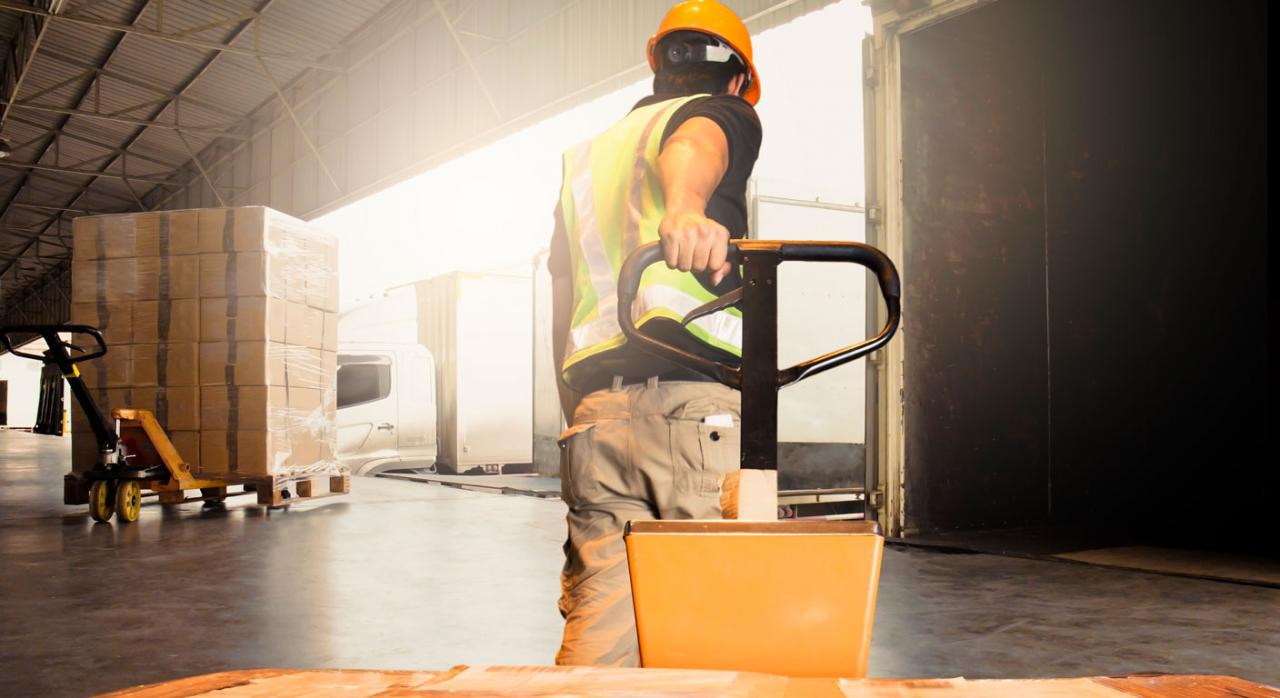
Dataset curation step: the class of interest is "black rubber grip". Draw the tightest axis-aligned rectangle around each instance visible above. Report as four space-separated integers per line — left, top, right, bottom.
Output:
616 240 902 389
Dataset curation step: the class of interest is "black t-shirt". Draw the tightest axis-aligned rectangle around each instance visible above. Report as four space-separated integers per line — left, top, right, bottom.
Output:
549 93 762 387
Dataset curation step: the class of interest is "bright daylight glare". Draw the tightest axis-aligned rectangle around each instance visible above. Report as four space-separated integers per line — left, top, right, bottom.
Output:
317 2 874 308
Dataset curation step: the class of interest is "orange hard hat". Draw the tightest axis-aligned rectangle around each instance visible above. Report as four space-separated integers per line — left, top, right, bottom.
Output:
648 0 761 105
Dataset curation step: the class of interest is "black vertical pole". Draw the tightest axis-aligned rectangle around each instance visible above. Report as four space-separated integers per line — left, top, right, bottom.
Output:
739 252 779 471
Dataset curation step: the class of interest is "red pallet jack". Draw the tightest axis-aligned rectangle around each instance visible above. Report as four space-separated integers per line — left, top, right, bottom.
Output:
616 239 902 678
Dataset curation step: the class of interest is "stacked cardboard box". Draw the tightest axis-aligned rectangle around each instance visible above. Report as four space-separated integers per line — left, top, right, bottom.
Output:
69 206 340 483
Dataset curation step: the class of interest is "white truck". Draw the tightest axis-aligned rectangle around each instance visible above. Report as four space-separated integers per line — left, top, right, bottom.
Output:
337 342 437 476
338 271 533 476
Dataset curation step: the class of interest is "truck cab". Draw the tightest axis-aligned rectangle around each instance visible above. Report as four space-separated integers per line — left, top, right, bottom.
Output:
336 342 437 476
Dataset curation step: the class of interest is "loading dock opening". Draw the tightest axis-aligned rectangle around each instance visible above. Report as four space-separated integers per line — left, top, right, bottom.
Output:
870 0 1268 553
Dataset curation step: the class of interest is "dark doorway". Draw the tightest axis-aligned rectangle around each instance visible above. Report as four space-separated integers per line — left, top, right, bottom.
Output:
899 0 1268 554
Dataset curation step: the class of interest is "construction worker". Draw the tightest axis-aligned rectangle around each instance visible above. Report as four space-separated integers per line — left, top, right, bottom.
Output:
547 0 762 667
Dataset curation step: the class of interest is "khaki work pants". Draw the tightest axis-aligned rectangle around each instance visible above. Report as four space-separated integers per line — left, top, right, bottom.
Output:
555 378 742 667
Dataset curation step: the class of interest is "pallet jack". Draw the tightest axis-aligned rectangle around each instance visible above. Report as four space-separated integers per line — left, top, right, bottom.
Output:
0 325 246 523
616 239 901 678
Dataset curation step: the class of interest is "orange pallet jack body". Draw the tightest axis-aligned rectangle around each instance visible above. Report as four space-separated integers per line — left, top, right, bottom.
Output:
615 240 901 677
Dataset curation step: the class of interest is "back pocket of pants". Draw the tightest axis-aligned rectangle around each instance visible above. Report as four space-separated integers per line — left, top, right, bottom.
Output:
668 414 739 496
697 421 739 495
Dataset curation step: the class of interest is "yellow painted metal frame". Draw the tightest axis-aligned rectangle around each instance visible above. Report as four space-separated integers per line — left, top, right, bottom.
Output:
111 408 350 507
112 408 232 493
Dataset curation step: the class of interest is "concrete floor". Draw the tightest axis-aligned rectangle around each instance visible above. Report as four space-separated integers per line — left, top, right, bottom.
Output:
1 431 1276 697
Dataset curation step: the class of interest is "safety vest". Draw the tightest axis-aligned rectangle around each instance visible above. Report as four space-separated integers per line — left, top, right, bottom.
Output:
559 94 743 386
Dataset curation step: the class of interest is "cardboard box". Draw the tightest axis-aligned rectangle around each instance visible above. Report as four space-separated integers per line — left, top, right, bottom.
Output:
101 216 138 258
263 345 322 389
169 430 200 465
135 254 200 300
131 210 200 258
71 258 135 303
198 431 234 474
300 234 327 307
321 351 337 388
103 387 133 415
130 342 199 387
197 206 269 253
304 236 336 309
303 244 325 307
231 204 268 252
129 213 162 257
266 345 329 389
130 386 200 431
72 206 341 482
199 341 268 386
288 387 323 418
322 310 338 351
69 259 99 303
70 302 132 347
199 430 281 475
200 385 291 432
72 217 99 260
289 429 322 469
70 260 94 303
168 210 200 253
199 252 276 298
274 226 309 305
133 298 200 343
197 253 230 298
131 211 200 257
199 296 286 342
84 344 132 388
285 302 325 350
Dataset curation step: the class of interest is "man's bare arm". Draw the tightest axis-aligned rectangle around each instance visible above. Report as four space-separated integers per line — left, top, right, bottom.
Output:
657 116 732 285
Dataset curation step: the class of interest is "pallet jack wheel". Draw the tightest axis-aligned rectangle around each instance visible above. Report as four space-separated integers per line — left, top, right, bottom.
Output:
199 487 226 503
115 481 142 523
88 481 115 523
200 488 227 510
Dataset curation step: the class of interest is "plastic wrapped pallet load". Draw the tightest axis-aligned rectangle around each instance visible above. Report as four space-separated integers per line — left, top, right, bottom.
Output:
66 206 343 503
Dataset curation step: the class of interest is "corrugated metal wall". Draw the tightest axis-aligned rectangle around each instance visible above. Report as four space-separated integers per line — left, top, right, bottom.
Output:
145 0 839 220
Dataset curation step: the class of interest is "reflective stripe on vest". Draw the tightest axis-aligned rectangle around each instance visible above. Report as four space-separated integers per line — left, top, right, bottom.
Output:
559 95 743 384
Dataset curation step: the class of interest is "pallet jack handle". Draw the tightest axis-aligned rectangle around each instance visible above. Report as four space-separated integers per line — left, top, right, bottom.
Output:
0 324 117 454
618 240 901 472
617 240 901 389
1 324 108 366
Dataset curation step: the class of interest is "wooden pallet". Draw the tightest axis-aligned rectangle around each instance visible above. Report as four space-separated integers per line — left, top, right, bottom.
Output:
65 410 351 510
251 474 351 507
63 471 350 508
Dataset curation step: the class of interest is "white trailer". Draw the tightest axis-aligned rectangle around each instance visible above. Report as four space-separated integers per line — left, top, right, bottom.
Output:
531 250 563 477
415 272 532 474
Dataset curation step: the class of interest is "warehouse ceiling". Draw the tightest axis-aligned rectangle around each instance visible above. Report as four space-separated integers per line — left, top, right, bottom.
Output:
0 0 836 329
0 0 396 323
